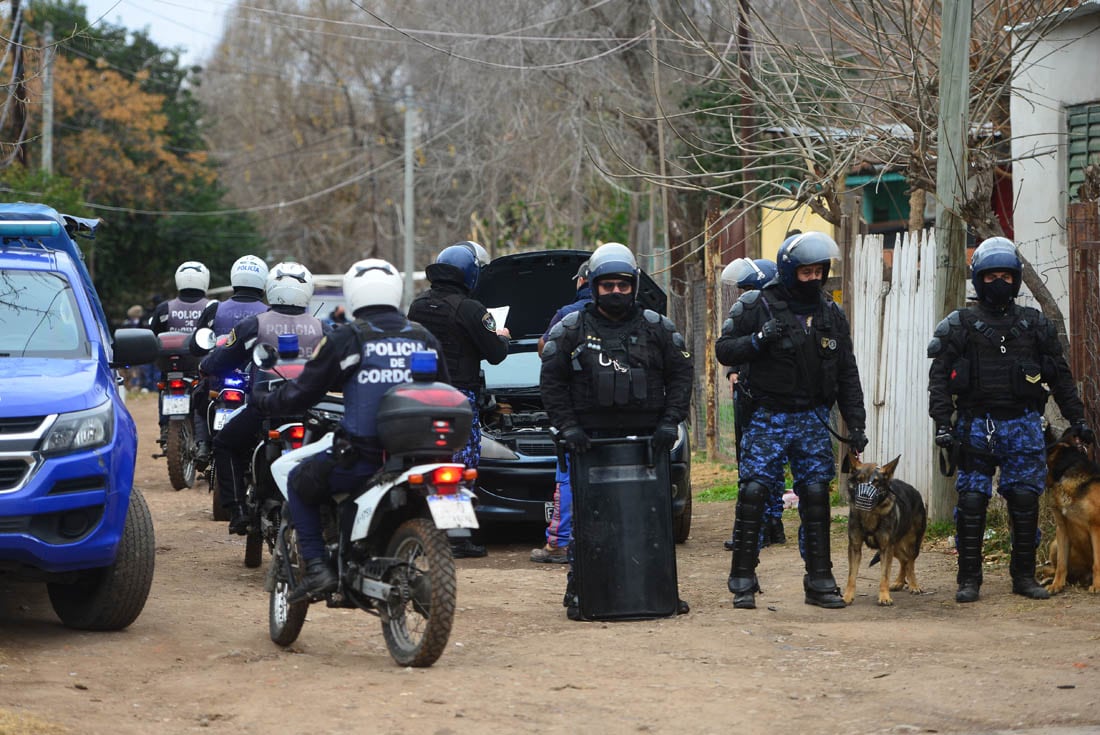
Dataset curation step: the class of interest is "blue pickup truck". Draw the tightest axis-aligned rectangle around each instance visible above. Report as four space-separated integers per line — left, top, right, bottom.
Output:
0 204 160 630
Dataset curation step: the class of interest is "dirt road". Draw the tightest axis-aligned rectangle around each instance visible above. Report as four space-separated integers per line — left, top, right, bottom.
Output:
3 393 1099 735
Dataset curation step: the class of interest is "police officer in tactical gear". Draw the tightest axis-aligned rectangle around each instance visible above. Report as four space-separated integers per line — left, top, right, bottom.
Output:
201 262 328 535
407 243 510 557
252 259 448 602
928 237 1094 603
719 257 788 552
540 243 693 619
716 232 867 610
188 255 271 465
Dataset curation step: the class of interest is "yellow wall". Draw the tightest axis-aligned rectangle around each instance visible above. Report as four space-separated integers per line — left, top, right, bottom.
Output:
759 198 836 261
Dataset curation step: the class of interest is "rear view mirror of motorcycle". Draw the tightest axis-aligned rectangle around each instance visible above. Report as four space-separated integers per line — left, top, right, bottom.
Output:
253 343 280 370
193 327 217 354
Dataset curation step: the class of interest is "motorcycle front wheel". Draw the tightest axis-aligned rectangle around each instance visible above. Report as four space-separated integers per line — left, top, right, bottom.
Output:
165 419 195 490
269 523 309 646
381 518 456 668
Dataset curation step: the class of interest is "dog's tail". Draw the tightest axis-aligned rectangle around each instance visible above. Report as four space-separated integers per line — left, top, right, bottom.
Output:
869 551 881 567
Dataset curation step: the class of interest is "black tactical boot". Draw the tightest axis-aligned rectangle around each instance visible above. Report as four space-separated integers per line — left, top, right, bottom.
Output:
728 481 767 609
288 558 338 603
954 492 988 603
227 504 249 536
1005 489 1051 600
800 483 844 609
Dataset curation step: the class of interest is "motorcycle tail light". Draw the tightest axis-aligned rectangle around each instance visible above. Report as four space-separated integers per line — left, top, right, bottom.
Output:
429 466 463 495
285 424 305 450
222 389 245 404
168 378 187 394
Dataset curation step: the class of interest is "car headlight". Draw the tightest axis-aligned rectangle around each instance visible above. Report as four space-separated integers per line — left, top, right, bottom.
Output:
40 401 114 456
480 434 519 461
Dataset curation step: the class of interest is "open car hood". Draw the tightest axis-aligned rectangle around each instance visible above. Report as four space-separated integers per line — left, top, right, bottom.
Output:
472 249 667 339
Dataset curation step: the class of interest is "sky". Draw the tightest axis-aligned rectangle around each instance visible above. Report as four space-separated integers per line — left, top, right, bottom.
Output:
80 0 230 67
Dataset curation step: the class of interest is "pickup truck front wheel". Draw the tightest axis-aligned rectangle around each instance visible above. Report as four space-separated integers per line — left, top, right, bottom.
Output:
47 489 156 631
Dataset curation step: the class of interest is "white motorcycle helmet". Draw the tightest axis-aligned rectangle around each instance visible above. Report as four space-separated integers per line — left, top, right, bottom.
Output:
266 261 315 308
175 261 210 292
230 255 269 290
344 258 403 315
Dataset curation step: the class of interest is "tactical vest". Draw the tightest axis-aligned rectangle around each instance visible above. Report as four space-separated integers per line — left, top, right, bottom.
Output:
408 291 480 390
212 298 268 336
341 322 433 439
165 297 210 333
952 306 1048 416
747 292 843 410
255 310 324 359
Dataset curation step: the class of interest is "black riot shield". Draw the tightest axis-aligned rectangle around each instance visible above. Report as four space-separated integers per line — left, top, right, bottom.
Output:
570 437 679 621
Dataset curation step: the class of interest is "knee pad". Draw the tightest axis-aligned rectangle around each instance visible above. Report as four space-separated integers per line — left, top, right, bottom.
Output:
1001 486 1038 512
957 491 989 514
797 482 832 523
738 480 769 507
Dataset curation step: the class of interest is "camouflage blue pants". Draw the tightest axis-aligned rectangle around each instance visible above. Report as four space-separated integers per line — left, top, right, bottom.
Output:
453 389 481 470
739 407 836 490
955 411 1045 497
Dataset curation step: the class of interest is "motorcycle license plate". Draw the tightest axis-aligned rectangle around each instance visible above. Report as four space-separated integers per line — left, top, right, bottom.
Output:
213 408 235 431
162 394 190 416
427 494 479 530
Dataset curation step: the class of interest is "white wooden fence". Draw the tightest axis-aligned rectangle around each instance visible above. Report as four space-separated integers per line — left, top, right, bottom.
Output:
849 230 938 501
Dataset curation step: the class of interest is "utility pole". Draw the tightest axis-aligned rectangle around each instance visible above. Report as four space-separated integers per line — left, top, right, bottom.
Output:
42 22 55 174
402 86 416 311
737 0 758 259
649 15 670 295
931 0 973 523
11 0 27 167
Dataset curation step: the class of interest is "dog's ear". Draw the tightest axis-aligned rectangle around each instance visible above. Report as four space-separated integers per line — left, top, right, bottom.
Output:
844 450 861 473
881 455 901 480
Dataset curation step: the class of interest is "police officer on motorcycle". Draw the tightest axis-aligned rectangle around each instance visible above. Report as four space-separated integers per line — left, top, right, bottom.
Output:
201 262 327 534
715 231 867 610
252 259 449 602
149 261 212 441
539 242 693 619
407 243 510 557
928 237 1094 603
188 255 271 465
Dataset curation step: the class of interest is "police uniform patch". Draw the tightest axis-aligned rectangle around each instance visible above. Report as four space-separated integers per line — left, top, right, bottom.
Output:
225 329 237 347
821 337 837 350
482 313 497 332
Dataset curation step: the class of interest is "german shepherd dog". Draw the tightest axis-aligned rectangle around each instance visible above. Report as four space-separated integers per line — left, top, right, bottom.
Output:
1044 426 1100 594
842 453 928 606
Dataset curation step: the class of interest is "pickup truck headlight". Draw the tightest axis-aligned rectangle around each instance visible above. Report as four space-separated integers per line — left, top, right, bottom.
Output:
40 401 114 456
480 434 519 461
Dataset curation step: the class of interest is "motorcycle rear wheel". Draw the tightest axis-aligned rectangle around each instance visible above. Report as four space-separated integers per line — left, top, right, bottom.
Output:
165 420 195 490
381 518 456 668
269 524 309 646
210 464 229 522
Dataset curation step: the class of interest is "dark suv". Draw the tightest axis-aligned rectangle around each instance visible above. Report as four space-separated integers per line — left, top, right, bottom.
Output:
470 249 692 543
0 204 160 630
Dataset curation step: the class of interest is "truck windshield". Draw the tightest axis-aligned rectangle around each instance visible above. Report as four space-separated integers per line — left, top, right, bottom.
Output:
0 270 90 358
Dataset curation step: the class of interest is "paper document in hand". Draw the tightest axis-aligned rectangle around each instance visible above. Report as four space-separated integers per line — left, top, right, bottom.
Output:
488 306 509 330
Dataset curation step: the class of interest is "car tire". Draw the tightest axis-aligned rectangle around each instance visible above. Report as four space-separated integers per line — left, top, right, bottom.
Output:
47 489 156 631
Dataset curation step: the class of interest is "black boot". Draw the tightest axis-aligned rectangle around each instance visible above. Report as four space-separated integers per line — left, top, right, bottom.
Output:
288 558 338 603
800 483 844 609
228 504 249 535
1004 489 1051 600
769 516 786 545
728 481 767 609
955 492 988 603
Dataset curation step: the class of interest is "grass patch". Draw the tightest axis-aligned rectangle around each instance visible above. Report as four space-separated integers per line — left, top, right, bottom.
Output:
696 484 738 502
0 709 67 735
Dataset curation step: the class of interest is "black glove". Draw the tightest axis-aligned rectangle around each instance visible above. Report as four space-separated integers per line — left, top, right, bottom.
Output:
561 426 591 455
652 422 679 452
250 387 271 415
848 427 868 453
754 318 785 346
1072 420 1096 445
934 424 955 449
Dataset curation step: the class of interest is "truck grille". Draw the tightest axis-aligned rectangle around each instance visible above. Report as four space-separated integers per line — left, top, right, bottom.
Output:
0 457 32 491
0 416 45 435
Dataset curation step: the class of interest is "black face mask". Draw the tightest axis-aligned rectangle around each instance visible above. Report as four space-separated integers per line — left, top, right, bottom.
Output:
599 293 633 319
981 278 1015 307
791 278 823 302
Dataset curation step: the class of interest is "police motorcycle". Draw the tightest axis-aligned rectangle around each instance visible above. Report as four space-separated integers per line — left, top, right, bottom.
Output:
265 350 478 667
193 327 255 521
151 331 203 490
240 335 309 568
